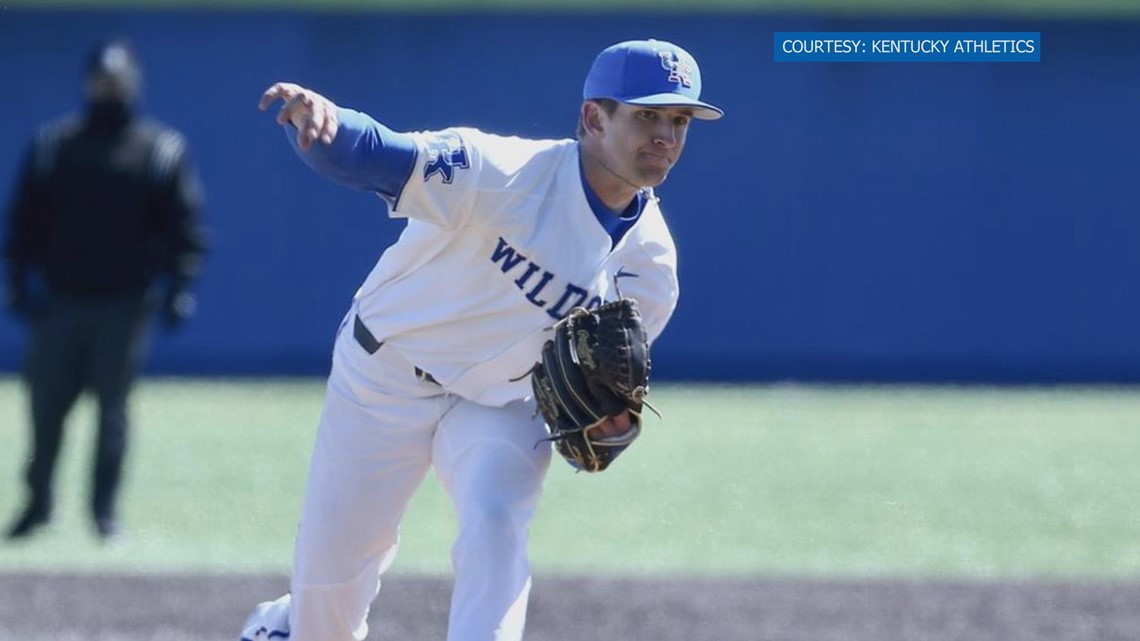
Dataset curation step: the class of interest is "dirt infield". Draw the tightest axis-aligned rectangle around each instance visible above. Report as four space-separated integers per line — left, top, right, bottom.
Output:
1 573 1138 641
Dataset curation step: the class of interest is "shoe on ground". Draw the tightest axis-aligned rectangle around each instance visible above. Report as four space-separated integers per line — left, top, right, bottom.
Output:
94 517 122 543
5 508 52 540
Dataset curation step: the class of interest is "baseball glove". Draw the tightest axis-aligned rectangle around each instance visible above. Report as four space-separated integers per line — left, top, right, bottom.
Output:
530 298 653 472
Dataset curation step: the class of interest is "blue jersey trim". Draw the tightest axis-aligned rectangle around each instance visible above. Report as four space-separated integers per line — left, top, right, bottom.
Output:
577 150 645 249
285 108 417 204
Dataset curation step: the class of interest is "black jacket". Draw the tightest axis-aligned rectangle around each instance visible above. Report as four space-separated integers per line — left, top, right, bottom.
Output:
4 109 206 302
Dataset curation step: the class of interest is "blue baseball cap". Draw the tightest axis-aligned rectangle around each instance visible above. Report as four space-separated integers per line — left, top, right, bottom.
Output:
583 39 723 121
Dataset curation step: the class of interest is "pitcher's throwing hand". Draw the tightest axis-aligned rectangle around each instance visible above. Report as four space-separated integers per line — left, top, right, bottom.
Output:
259 82 339 149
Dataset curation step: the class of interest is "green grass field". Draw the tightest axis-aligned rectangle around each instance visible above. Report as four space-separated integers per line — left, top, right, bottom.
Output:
1 378 1137 579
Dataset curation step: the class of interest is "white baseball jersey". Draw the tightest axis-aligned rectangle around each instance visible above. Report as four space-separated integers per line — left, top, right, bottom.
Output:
354 127 679 406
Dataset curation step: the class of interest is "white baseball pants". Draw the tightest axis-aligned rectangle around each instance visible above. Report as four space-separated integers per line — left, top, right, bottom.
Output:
248 321 552 641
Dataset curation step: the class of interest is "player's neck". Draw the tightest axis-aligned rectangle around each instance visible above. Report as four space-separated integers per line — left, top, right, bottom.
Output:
579 147 641 211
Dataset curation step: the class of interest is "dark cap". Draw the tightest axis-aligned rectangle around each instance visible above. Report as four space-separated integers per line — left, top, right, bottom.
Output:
86 39 140 80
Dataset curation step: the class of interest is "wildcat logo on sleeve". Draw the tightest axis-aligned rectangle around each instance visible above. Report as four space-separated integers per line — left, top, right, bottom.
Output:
423 131 470 184
658 51 693 88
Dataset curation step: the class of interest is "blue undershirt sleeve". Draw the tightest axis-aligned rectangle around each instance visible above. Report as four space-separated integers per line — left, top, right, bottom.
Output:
285 107 418 203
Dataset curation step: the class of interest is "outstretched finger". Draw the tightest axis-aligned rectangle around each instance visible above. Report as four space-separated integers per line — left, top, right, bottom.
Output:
276 91 309 127
300 98 325 149
319 104 339 144
308 97 338 147
259 82 297 111
304 97 324 145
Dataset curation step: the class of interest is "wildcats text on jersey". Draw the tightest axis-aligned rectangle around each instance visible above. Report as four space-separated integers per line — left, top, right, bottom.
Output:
490 237 604 319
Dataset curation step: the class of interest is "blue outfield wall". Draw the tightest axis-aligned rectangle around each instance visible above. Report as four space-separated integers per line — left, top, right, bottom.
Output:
1 11 1138 383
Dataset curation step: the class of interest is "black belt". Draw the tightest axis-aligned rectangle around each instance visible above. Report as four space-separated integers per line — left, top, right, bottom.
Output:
352 315 440 385
353 315 383 354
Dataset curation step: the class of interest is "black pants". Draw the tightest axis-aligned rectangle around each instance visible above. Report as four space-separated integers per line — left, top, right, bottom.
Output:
19 293 156 523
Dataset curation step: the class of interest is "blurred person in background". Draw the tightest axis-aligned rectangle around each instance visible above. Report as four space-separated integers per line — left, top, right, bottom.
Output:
2 38 207 542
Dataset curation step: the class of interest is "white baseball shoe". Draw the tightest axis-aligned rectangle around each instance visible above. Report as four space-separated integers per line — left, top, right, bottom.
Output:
240 593 292 640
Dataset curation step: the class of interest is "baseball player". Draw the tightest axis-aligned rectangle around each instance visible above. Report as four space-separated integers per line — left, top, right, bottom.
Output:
239 38 721 641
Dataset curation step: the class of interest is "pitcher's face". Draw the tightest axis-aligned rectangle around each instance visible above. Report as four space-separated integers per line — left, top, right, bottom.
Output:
596 103 692 187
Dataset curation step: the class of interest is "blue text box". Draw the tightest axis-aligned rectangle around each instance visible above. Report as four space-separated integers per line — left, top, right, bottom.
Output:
774 32 1041 62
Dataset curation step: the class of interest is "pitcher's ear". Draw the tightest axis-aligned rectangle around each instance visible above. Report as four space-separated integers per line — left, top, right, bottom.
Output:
582 101 606 136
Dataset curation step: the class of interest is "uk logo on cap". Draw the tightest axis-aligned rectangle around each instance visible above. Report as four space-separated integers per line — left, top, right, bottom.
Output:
582 38 724 120
659 51 693 88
